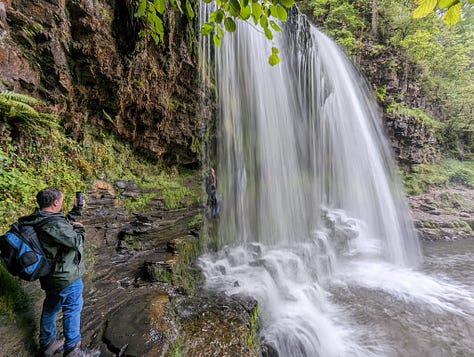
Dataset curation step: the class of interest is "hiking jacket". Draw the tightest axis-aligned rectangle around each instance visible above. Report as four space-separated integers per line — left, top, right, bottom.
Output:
18 207 86 292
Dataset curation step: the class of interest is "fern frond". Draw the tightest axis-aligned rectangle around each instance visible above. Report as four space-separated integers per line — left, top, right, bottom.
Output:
0 90 39 105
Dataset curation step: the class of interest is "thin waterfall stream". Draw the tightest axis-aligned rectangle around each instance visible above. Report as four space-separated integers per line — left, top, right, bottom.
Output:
198 10 474 357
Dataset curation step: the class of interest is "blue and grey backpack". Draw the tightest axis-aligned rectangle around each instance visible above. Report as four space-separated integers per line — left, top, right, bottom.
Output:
0 217 60 281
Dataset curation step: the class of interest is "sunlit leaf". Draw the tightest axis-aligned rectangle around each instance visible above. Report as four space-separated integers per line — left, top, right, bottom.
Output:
251 2 262 23
216 24 224 37
275 5 287 21
240 4 251 20
264 27 273 40
442 1 461 26
438 0 459 8
230 0 241 16
241 0 249 7
270 4 278 18
413 0 437 18
269 53 280 66
136 0 147 17
279 0 294 8
270 20 281 32
201 22 214 35
271 46 279 55
186 0 195 18
154 0 166 14
260 14 268 28
213 34 221 46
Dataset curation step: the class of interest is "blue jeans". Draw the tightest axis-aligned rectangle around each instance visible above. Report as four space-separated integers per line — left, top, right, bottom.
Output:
39 278 84 350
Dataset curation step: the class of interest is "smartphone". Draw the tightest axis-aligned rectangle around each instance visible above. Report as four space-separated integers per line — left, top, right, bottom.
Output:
75 191 84 207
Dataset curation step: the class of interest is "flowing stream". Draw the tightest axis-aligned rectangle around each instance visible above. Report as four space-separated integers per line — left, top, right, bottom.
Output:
198 10 474 357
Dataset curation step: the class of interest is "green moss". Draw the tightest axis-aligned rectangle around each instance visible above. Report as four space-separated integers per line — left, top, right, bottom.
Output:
448 220 472 230
419 220 439 229
243 304 259 351
0 264 25 319
394 104 442 132
166 336 183 357
188 213 203 229
0 92 204 320
402 159 474 195
149 265 175 283
123 192 159 213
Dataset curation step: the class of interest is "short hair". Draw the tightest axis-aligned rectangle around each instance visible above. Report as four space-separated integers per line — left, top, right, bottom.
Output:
36 187 63 209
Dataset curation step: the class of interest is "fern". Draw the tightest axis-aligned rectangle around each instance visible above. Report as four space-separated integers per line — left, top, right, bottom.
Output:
0 90 59 131
0 90 39 105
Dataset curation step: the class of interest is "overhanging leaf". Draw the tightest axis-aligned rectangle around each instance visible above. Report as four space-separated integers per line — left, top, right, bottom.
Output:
413 0 437 18
154 0 166 14
442 1 461 26
251 3 262 23
213 34 221 46
438 0 459 8
264 27 273 40
269 53 280 66
229 0 241 16
270 20 281 32
186 0 195 18
279 0 294 8
240 5 251 20
275 5 287 21
201 22 214 35
224 17 237 32
136 0 147 17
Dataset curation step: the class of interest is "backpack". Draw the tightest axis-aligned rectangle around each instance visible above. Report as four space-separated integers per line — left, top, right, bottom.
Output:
0 217 61 281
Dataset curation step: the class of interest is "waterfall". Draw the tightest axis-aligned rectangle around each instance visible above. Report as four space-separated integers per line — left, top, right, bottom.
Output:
198 9 474 357
208 12 421 265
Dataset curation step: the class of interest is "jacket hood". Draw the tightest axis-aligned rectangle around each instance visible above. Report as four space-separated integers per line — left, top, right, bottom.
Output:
18 208 65 226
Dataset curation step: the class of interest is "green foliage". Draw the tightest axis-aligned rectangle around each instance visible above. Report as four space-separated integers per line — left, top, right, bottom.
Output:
134 0 294 65
166 337 183 357
308 0 366 53
412 0 473 26
403 158 474 194
188 213 203 228
0 94 86 232
0 90 60 132
243 304 259 350
0 263 25 319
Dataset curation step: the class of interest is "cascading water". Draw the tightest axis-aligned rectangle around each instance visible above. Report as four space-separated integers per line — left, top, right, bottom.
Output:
199 9 474 357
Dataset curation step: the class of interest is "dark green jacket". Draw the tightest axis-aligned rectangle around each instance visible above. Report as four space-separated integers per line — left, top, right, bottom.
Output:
19 207 86 291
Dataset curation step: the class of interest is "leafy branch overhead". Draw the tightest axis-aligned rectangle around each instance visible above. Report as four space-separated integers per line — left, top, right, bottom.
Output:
413 0 474 26
200 0 294 65
135 0 195 43
134 0 294 66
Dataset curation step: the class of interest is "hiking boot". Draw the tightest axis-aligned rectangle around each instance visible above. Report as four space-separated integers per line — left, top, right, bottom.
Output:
39 336 64 357
63 342 100 357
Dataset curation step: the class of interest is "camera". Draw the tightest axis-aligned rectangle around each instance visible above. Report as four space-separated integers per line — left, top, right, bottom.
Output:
75 191 84 207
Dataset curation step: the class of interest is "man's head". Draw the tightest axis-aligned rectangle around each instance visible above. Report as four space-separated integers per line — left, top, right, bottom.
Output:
37 187 64 212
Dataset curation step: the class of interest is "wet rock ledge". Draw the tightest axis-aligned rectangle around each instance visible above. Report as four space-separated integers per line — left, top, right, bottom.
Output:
409 187 474 241
31 179 260 357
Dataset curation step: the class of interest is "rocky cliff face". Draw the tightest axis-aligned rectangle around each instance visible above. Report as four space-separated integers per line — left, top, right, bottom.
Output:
0 0 208 166
354 41 440 168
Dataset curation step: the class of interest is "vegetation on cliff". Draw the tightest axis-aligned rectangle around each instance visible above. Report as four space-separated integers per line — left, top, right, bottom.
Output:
0 89 202 318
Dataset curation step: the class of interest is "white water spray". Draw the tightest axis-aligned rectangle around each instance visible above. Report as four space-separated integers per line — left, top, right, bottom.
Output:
199 9 474 357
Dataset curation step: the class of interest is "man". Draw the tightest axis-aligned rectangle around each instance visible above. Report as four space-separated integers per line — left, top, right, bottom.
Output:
206 167 219 217
19 187 98 357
